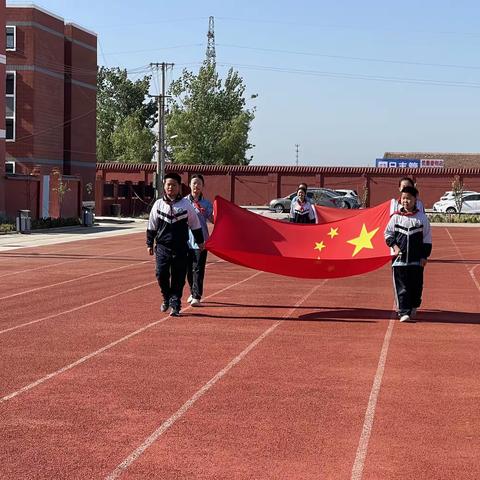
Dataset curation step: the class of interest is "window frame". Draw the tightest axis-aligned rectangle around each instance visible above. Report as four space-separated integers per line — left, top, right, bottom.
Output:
6 70 16 142
6 25 16 51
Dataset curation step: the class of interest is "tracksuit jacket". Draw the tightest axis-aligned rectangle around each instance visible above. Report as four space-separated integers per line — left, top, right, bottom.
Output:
384 205 432 316
146 195 204 310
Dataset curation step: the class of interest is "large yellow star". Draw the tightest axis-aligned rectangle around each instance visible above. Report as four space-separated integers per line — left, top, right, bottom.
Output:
328 227 339 239
346 224 379 257
314 241 326 252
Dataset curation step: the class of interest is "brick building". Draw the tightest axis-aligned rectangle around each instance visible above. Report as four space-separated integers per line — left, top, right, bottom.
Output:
384 152 480 169
1 4 96 218
0 0 5 216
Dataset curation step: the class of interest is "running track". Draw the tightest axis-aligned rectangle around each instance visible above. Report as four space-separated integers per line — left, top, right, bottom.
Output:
0 226 479 479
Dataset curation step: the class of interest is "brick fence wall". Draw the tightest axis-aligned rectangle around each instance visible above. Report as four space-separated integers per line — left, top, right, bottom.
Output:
95 163 480 216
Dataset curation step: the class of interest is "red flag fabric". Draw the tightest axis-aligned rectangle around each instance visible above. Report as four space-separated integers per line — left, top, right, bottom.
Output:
314 204 365 223
206 197 393 279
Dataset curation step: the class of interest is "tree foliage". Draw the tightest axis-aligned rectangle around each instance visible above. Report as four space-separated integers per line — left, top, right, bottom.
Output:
97 67 157 163
166 62 255 165
111 114 156 163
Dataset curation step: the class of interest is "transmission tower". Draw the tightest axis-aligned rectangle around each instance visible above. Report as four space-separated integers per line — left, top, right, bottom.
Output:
206 16 216 64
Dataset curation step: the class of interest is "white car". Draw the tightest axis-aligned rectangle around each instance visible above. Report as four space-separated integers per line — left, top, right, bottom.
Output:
439 190 477 201
433 193 480 213
334 189 358 198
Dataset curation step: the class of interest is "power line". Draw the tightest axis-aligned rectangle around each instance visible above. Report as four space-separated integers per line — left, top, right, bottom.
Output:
217 61 480 89
217 43 480 71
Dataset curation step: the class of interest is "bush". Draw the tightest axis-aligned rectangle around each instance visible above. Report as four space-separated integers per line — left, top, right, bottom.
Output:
427 213 480 223
0 222 15 233
31 217 81 229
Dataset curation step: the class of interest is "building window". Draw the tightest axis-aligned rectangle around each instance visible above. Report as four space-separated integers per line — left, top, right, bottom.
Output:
6 26 16 51
6 71 16 141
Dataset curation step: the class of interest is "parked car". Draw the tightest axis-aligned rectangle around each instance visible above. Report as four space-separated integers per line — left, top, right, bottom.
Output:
322 188 360 209
269 188 347 213
334 189 358 198
433 192 480 213
439 190 477 201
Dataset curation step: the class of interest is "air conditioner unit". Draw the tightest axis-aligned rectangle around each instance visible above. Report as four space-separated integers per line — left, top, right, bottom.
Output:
5 161 15 174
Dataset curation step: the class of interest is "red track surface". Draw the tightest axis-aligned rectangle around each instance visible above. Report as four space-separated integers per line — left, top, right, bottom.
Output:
0 227 479 479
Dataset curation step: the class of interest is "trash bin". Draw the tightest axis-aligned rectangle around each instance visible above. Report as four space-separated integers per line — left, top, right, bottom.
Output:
110 203 121 217
16 209 31 234
82 206 94 227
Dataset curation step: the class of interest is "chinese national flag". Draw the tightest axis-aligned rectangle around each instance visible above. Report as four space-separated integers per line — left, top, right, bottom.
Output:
205 197 393 279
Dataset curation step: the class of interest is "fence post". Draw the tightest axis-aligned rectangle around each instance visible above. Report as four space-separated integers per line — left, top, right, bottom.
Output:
230 173 236 203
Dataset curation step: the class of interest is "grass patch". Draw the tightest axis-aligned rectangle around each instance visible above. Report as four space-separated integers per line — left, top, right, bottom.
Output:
428 213 480 223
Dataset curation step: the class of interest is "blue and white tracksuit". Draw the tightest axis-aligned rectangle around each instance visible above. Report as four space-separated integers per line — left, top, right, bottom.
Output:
384 206 432 316
185 195 213 301
147 195 204 310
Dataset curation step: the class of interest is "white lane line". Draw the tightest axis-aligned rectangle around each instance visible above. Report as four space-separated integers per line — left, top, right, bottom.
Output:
0 281 155 335
0 270 261 404
350 316 395 480
0 261 149 301
446 229 480 293
105 282 323 480
0 245 144 279
0 260 224 335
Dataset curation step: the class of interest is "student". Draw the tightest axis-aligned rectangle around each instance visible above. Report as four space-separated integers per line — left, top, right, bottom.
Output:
393 177 425 213
185 174 214 306
384 186 432 323
293 182 318 223
289 187 316 223
146 173 204 316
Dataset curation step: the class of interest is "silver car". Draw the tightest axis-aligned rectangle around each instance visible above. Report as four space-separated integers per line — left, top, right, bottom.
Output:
269 188 348 213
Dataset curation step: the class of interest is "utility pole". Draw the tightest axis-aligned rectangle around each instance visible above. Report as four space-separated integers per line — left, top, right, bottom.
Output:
295 144 300 166
149 62 174 198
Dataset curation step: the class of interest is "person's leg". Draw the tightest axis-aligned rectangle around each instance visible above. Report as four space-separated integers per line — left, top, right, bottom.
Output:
409 265 424 312
169 249 188 314
393 266 411 317
155 244 172 309
186 249 195 298
195 250 208 299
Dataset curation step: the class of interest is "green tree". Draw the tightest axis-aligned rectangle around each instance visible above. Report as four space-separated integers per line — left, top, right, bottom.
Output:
111 114 156 163
97 67 157 162
166 62 255 165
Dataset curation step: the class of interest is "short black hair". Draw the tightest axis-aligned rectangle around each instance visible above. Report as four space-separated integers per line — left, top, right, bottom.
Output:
190 173 205 184
297 187 307 194
398 177 415 188
164 172 181 184
298 182 308 189
400 186 418 197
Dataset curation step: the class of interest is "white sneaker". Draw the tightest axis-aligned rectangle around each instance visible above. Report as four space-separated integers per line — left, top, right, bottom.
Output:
187 295 193 303
190 298 201 307
400 314 415 323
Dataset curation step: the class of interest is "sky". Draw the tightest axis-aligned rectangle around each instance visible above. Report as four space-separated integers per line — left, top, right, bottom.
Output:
8 0 480 166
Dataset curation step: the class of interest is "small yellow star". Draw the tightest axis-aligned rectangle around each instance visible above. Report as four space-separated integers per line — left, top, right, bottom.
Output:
314 241 326 252
347 224 379 257
328 227 339 239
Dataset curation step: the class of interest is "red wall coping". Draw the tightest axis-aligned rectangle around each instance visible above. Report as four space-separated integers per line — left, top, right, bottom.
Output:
96 163 480 176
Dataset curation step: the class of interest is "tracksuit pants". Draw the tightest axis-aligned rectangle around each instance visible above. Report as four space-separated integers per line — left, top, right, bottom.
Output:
155 244 188 310
187 249 208 300
393 265 424 316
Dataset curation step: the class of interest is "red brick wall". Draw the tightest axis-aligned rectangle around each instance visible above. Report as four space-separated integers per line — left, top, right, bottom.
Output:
4 175 40 219
0 0 6 215
96 164 480 215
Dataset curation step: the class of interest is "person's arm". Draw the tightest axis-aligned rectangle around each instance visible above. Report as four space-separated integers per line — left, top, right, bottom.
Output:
384 216 400 255
289 199 296 222
421 215 432 265
186 202 205 248
206 201 214 223
146 201 159 255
